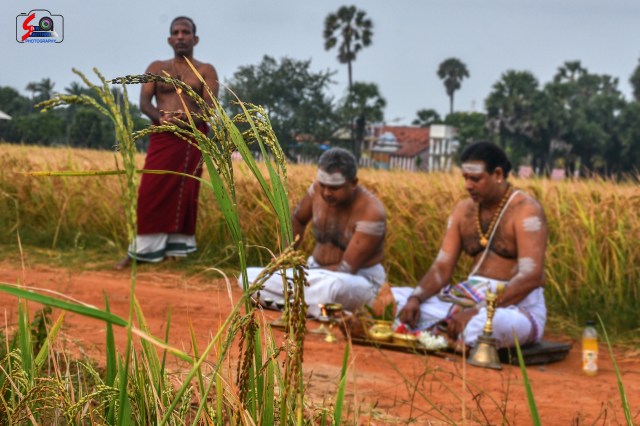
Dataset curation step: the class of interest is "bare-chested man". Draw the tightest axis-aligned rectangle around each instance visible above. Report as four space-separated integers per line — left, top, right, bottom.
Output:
116 16 219 269
395 141 547 349
244 148 387 317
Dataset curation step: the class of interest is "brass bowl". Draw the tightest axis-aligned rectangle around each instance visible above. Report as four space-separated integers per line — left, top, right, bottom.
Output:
368 321 394 342
324 303 343 315
392 333 418 348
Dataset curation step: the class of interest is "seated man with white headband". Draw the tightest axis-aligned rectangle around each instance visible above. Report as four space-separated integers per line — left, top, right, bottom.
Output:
394 141 547 349
244 147 387 318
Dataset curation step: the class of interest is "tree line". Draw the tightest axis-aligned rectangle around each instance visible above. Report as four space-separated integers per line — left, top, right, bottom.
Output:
2 5 640 176
0 79 149 150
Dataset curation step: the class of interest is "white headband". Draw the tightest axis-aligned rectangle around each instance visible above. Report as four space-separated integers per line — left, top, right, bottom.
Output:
317 169 347 186
461 162 485 174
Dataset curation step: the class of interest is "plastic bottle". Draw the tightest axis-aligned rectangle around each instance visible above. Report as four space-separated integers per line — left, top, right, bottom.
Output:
581 320 598 376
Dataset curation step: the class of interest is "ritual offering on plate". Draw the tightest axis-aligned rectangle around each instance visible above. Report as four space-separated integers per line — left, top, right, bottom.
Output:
392 332 418 348
368 320 394 342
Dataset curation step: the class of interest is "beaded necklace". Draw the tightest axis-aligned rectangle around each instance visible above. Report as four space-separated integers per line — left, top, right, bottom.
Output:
476 183 513 248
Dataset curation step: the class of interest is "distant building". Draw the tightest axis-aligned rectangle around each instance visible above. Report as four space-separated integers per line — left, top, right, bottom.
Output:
367 124 457 172
428 124 458 172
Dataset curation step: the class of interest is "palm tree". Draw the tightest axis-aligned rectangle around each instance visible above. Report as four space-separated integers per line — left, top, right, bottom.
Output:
323 5 373 93
25 78 55 102
437 58 469 116
553 60 586 84
65 81 86 96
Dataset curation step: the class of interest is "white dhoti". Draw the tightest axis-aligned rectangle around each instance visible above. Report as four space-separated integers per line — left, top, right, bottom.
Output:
241 256 386 318
128 233 197 262
392 275 546 348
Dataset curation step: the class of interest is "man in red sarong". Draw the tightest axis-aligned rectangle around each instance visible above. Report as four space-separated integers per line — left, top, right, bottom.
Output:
116 16 219 269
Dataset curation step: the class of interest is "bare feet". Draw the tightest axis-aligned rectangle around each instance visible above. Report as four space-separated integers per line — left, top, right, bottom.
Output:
114 256 132 271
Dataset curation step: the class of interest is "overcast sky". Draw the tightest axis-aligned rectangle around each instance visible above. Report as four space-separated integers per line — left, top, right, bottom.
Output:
3 0 640 125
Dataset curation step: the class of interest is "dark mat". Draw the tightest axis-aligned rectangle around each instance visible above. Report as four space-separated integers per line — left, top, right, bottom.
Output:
498 340 573 366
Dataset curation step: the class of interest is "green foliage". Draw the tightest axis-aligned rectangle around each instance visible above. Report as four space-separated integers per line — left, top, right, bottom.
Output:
413 108 442 127
444 111 491 154
484 61 638 175
631 58 640 102
0 79 149 149
223 55 339 156
341 81 386 123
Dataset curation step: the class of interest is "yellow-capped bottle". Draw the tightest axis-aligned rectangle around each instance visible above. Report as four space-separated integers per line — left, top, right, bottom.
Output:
581 320 598 376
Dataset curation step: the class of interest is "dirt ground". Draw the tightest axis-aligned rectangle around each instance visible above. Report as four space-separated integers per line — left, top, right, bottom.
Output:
1 261 639 425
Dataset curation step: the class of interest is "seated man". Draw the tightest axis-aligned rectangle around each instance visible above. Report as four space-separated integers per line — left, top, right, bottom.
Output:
243 147 387 318
395 141 547 349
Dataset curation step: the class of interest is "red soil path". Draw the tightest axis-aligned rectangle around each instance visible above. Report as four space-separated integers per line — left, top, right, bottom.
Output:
1 261 638 425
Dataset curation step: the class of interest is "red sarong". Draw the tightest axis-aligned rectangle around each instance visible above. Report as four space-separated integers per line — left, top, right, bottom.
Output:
137 123 208 235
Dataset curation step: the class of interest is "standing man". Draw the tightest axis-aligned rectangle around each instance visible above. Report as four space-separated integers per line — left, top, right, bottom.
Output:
244 148 387 317
116 16 219 269
395 141 547 349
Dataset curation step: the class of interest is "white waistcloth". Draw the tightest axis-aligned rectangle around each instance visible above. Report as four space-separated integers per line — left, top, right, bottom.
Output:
128 233 197 262
392 275 546 348
241 256 386 318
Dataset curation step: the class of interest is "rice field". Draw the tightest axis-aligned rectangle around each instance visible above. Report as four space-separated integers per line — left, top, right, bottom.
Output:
1 142 639 344
0 70 638 423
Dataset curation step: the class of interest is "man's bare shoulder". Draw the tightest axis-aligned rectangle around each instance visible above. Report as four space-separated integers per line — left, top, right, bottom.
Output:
145 59 171 74
190 59 216 72
451 197 475 220
357 186 386 219
512 190 545 217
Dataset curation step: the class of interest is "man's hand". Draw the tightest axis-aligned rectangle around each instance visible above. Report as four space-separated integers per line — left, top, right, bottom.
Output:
160 110 187 126
445 308 478 339
398 297 421 329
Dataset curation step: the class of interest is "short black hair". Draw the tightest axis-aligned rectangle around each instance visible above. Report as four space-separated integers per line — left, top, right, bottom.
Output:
460 141 512 176
318 148 358 182
170 16 196 35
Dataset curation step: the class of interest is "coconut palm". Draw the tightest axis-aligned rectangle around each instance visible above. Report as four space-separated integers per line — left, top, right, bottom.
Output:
323 5 373 93
437 58 469 116
25 78 55 102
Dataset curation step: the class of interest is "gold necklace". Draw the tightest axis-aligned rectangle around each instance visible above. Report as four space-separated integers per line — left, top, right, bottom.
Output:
476 184 513 248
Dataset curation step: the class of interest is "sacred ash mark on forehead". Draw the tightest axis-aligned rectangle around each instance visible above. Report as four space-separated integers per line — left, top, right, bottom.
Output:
461 162 485 174
317 169 346 186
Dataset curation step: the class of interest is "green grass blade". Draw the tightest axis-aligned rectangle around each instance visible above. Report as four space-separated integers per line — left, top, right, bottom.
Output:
104 294 117 386
513 332 541 426
333 342 351 426
0 283 128 327
117 356 132 423
597 314 633 425
159 306 172 388
34 310 65 369
17 298 33 379
104 293 117 425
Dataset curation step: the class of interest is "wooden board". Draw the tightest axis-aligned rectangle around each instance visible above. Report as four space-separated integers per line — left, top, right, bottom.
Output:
351 337 448 357
351 337 572 366
498 341 573 366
